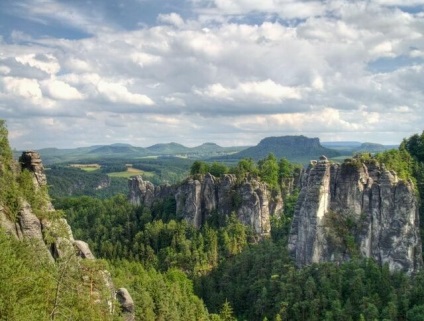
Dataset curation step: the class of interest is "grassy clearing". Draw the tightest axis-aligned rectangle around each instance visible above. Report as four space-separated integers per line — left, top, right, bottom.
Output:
70 164 101 172
107 167 155 178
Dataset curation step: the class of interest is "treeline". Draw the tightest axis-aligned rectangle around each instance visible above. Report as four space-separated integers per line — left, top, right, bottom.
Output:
54 131 424 321
0 121 118 320
373 131 424 256
56 195 255 275
198 244 424 321
46 166 129 199
45 157 193 199
96 157 192 185
56 194 424 321
190 154 302 192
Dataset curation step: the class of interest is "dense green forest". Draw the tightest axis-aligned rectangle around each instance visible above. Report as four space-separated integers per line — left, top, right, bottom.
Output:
45 157 194 199
3 117 424 321
54 131 424 321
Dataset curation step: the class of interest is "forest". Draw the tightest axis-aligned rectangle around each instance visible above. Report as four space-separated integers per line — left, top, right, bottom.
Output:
2 119 424 320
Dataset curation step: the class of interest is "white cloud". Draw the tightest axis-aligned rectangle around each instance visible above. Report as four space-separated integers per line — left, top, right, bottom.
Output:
3 77 43 99
15 54 60 75
97 80 155 106
157 13 185 27
0 0 423 148
196 79 301 103
41 79 84 100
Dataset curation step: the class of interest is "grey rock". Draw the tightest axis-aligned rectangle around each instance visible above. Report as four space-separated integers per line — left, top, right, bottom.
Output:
288 157 423 274
116 288 135 321
19 151 48 189
74 240 96 259
129 174 283 236
1 151 135 316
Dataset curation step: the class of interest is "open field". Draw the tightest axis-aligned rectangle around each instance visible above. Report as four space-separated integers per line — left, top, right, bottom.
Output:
107 167 154 178
69 163 101 172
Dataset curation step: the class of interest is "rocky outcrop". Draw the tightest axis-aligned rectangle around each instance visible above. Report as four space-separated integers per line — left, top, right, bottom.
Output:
129 173 282 236
19 151 48 189
288 156 422 274
116 288 135 321
0 151 134 318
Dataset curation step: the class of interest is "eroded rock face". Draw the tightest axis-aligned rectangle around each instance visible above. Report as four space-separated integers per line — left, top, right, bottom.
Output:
0 151 134 316
288 156 423 274
129 174 281 236
19 151 48 190
74 240 96 259
116 288 135 321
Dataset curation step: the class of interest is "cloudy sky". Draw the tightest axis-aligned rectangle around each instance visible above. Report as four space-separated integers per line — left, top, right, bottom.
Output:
0 0 423 149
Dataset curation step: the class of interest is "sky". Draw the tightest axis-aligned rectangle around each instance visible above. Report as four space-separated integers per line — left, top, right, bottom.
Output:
0 0 424 150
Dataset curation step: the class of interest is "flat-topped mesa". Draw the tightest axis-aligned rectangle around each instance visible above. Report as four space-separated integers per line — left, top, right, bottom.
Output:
288 155 422 274
128 173 284 236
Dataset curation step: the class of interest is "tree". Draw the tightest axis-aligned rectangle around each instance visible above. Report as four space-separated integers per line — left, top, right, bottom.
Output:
219 300 236 321
258 153 279 189
234 158 258 181
210 162 229 177
190 161 209 175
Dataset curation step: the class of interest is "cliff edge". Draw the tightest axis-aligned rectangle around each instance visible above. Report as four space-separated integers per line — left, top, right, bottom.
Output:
288 156 422 274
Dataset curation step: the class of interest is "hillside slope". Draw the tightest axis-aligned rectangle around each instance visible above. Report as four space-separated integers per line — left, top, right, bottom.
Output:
224 135 340 163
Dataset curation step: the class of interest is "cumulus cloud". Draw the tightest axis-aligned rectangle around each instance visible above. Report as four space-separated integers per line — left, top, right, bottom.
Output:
0 0 423 148
96 80 155 106
196 79 301 103
157 13 185 27
41 79 83 100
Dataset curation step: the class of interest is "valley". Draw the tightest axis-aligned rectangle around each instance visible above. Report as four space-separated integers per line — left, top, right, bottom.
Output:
2 124 424 320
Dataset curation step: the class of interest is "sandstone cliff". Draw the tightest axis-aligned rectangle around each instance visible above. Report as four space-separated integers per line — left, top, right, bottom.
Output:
288 156 423 274
0 151 134 319
129 173 284 236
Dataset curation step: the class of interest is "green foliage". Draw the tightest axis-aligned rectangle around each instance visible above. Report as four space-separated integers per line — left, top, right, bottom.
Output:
258 153 279 190
0 120 56 220
375 148 414 181
190 160 230 177
17 169 52 218
209 162 229 177
219 300 236 321
199 248 424 321
0 119 13 163
110 260 220 321
234 158 258 182
56 196 251 276
323 210 365 258
271 190 299 243
0 230 115 321
402 131 424 163
191 160 210 176
46 166 129 199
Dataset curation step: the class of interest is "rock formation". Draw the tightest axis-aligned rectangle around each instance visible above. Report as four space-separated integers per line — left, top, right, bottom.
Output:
129 173 283 236
288 156 422 274
0 151 134 319
116 288 135 321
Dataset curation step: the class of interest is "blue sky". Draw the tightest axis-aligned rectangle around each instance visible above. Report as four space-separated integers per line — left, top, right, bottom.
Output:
0 0 423 149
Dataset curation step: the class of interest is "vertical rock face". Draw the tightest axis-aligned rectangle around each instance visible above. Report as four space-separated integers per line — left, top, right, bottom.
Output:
20 151 48 191
129 174 281 236
288 156 422 274
0 151 134 317
116 288 135 321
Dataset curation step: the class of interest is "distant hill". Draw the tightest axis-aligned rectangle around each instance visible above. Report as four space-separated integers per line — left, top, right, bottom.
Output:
322 141 398 154
146 142 191 154
16 142 249 165
88 145 148 156
221 135 340 164
354 142 398 153
192 143 226 152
